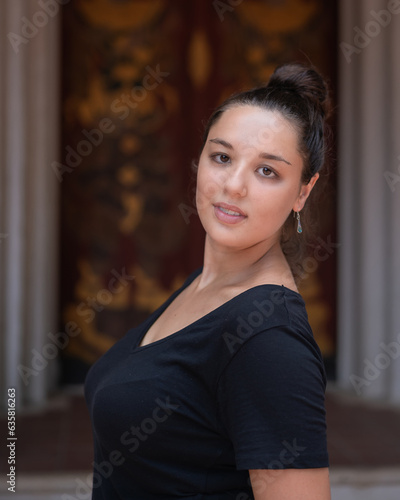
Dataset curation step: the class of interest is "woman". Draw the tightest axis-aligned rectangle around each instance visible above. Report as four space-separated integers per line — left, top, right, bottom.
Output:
85 62 331 499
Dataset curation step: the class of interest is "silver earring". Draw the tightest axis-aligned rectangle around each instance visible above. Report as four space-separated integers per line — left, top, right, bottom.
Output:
296 211 302 234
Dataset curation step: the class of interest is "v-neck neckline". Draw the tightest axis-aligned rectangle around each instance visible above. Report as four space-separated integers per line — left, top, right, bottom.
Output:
131 269 301 353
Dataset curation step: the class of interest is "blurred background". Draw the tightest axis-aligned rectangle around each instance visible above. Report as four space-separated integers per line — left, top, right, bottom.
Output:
0 0 399 498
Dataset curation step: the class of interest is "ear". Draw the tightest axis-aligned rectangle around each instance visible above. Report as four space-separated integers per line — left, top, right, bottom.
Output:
292 173 319 212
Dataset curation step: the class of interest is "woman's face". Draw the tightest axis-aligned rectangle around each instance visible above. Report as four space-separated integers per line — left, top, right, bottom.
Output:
196 105 318 252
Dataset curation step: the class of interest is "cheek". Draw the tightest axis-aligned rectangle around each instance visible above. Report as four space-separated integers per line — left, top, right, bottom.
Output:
252 184 298 225
196 163 224 211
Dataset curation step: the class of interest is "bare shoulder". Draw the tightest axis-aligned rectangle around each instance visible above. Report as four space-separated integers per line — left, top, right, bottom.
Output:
249 468 331 500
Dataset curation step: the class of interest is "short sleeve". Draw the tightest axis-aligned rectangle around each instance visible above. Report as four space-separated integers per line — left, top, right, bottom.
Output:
216 325 329 470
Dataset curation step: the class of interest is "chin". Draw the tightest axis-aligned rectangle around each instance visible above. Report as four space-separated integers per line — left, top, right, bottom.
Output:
205 230 254 250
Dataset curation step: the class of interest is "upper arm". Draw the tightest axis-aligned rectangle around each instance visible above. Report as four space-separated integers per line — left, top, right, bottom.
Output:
249 467 331 500
217 325 329 470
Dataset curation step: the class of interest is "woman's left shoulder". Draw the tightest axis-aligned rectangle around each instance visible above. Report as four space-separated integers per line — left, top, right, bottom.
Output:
217 284 319 362
224 283 308 333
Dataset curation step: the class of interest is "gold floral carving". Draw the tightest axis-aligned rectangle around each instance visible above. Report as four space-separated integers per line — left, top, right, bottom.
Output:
119 191 144 234
63 303 115 365
237 0 319 33
132 265 185 313
300 273 335 356
77 0 165 30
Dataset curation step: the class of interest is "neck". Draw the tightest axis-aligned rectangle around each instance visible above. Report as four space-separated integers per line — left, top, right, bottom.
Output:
197 235 291 290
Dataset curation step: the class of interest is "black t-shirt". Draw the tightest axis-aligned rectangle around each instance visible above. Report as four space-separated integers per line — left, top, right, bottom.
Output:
85 268 329 499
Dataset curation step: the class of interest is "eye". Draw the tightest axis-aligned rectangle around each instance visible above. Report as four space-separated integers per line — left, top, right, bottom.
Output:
211 153 230 164
257 166 276 178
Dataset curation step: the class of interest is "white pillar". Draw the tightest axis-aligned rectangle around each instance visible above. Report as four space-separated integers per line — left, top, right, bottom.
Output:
336 0 359 396
387 11 400 402
0 0 60 409
337 0 400 404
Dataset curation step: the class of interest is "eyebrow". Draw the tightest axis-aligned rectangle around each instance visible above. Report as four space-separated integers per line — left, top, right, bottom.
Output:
209 138 292 165
259 152 292 166
209 138 233 149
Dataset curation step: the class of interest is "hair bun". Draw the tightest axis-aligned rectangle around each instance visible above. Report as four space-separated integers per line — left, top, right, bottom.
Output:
267 63 331 119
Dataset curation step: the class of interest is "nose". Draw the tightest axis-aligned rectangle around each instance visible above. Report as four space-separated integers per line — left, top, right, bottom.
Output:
222 165 247 198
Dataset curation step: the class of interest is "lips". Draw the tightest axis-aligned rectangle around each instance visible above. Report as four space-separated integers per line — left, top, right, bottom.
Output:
215 202 246 216
213 202 247 224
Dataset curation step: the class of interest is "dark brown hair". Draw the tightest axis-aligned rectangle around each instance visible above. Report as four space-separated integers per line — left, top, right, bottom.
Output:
198 62 332 280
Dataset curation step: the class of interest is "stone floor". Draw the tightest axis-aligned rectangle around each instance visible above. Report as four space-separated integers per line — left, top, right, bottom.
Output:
324 386 400 467
1 385 400 498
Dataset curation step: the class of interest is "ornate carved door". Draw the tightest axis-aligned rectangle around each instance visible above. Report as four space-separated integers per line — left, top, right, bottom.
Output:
60 0 337 382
